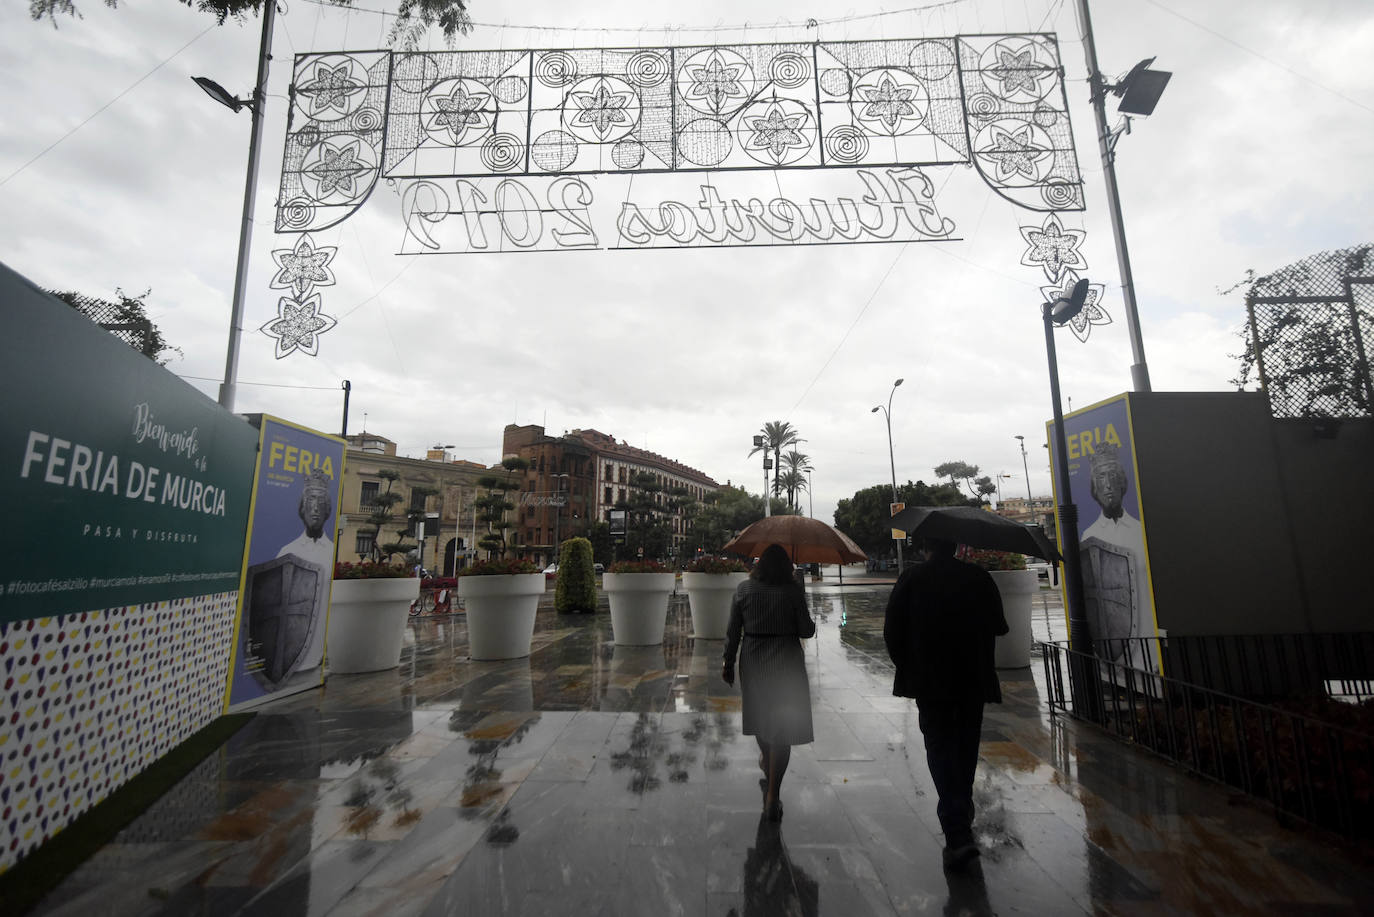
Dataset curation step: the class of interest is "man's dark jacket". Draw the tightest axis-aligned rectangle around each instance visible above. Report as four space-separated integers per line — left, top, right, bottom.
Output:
883 553 1009 705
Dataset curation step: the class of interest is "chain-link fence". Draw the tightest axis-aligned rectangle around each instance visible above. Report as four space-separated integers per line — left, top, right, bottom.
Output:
1243 243 1374 419
53 290 157 357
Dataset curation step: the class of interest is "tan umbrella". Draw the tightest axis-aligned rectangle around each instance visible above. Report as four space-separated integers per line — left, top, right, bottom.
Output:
722 515 868 565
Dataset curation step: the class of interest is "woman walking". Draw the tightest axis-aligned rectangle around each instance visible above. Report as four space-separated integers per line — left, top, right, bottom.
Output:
722 543 817 820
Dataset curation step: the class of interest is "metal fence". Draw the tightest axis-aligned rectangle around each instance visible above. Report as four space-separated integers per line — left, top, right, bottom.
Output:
1095 633 1374 703
1243 243 1374 420
1041 639 1374 839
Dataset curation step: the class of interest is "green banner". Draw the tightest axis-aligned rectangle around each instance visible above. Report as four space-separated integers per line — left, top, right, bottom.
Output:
0 261 258 621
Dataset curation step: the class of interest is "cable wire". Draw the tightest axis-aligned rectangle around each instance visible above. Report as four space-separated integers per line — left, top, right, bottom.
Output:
0 23 217 189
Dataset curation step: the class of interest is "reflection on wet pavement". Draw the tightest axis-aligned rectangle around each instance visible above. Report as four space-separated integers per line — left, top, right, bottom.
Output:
27 578 1374 916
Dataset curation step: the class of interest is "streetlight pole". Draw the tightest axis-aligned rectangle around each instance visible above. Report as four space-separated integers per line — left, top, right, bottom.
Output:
1015 435 1034 521
754 434 771 517
1042 279 1102 721
206 0 276 412
1076 0 1152 393
552 473 569 561
872 378 904 572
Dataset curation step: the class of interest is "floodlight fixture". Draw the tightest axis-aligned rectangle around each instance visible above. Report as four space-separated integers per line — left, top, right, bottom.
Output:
192 76 253 114
1113 58 1172 116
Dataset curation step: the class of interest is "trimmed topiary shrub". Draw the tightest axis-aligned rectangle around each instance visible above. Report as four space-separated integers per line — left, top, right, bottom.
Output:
555 537 597 613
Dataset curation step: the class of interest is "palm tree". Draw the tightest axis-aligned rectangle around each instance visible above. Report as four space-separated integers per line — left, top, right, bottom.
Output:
781 450 813 511
776 469 810 513
747 421 802 503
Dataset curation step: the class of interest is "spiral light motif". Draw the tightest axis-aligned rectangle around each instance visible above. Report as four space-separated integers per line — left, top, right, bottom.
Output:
626 50 670 87
350 107 381 132
824 125 869 164
1041 180 1080 209
535 51 578 88
480 133 524 172
768 52 810 88
967 93 1000 121
281 197 316 230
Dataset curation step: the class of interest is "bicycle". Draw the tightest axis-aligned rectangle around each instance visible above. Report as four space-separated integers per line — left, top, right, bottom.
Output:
409 585 454 616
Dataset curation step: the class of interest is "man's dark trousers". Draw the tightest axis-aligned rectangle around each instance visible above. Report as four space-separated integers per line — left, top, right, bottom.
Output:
917 694 984 844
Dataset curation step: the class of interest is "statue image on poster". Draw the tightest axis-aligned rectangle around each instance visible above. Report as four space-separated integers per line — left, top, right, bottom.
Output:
244 470 335 690
228 419 345 710
1079 441 1155 673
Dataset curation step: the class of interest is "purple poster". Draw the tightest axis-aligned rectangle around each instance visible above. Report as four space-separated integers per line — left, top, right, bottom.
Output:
1047 393 1159 673
226 416 347 710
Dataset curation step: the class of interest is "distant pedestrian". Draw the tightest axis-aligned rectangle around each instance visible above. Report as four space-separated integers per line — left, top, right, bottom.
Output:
723 543 816 821
883 537 1008 869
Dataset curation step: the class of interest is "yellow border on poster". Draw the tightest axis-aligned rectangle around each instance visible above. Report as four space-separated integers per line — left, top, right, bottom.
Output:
222 415 347 713
1045 392 1163 673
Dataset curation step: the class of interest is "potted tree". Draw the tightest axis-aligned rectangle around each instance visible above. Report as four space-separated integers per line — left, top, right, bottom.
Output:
554 537 597 614
958 547 1037 669
456 557 543 660
602 559 674 645
681 555 749 638
327 560 420 673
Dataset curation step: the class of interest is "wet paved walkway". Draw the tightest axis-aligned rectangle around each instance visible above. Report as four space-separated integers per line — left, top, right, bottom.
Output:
30 575 1374 915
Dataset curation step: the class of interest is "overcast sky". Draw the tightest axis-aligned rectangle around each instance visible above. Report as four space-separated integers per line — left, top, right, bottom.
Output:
3 0 1370 525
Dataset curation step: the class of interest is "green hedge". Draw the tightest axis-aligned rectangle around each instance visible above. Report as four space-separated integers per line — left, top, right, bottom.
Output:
555 537 597 613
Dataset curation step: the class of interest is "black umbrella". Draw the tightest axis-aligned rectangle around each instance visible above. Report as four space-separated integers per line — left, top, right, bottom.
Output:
888 505 1061 562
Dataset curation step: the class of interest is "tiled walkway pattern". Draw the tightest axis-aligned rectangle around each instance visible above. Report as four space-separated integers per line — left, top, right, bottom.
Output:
29 579 1374 915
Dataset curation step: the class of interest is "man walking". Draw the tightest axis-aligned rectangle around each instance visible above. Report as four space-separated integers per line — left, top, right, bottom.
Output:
883 537 1008 870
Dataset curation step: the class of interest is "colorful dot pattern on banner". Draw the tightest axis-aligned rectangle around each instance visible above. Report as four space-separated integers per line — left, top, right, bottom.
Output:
0 592 239 872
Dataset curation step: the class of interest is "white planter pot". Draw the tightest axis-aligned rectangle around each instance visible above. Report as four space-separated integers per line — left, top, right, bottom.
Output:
990 569 1039 669
327 577 420 674
602 572 675 645
681 572 749 639
457 573 545 660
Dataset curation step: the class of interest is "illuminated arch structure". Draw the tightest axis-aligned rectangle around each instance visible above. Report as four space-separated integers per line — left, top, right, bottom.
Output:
264 34 1102 356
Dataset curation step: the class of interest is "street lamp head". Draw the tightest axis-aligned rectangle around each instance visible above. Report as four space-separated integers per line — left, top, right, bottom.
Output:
893 378 904 387
1015 434 1025 442
192 76 252 113
1047 277 1091 324
871 405 881 413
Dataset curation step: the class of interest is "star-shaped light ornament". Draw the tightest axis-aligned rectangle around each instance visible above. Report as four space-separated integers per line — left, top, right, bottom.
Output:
297 61 365 116
1020 213 1086 283
686 50 748 113
984 124 1049 179
305 139 367 197
1041 273 1110 342
269 234 337 298
569 79 633 139
744 102 810 163
859 76 918 131
988 47 1050 97
428 83 490 144
260 293 337 359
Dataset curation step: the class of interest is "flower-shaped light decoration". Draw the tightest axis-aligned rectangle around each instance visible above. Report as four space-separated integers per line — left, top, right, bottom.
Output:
260 292 338 359
1041 270 1110 342
302 137 369 199
269 233 337 299
859 73 919 131
984 122 1051 180
426 80 492 146
1019 212 1085 283
682 48 750 115
741 97 812 166
568 77 635 141
296 60 366 118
